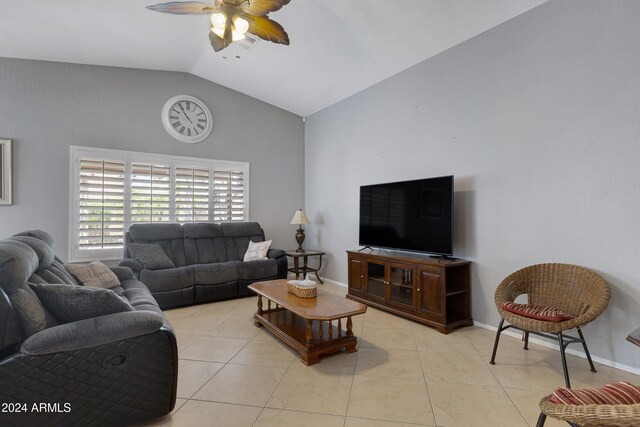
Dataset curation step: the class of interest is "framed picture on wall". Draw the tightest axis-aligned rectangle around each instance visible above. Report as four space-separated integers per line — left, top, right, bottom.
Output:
0 139 12 205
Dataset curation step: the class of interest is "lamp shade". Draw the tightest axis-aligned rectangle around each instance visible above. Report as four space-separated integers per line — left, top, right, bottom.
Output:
290 209 310 225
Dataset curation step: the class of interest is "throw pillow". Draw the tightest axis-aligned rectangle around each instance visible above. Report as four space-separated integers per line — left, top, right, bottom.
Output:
127 243 175 270
30 283 134 324
10 286 58 337
64 261 121 289
243 240 272 261
551 382 640 405
500 301 575 322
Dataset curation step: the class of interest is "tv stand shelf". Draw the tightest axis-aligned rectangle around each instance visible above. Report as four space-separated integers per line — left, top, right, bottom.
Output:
346 250 472 334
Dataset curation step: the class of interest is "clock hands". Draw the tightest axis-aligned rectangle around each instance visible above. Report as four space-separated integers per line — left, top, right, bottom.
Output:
178 103 195 125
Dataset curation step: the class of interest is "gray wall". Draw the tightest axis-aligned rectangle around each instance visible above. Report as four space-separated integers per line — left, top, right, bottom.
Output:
305 0 640 368
0 58 304 256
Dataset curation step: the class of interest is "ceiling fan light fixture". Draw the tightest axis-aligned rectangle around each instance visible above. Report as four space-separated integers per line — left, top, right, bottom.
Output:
210 26 246 42
232 16 249 34
210 12 226 29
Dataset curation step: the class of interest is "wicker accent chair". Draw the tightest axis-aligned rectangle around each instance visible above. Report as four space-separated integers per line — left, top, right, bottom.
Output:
537 394 640 426
490 263 611 388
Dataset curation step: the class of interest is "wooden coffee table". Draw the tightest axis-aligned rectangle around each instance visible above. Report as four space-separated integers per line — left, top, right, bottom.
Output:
248 280 367 365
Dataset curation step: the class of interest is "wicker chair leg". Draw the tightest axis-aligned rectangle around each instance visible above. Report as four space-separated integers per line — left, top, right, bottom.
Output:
558 332 571 388
490 319 505 365
535 412 547 427
524 331 530 350
576 327 597 373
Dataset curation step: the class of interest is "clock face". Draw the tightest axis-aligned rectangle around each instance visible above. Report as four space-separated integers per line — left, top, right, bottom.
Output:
161 95 213 143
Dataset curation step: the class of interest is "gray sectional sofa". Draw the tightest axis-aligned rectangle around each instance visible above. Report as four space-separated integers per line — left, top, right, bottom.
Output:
119 222 287 309
0 230 177 426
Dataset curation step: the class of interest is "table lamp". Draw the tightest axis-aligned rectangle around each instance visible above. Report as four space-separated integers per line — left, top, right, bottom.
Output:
290 209 310 252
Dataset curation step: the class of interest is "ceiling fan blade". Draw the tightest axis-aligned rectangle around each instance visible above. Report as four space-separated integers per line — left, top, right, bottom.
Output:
147 1 215 14
209 30 231 52
247 15 289 45
240 0 291 17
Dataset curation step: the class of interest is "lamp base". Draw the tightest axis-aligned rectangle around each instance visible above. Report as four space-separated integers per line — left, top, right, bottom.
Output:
295 226 305 252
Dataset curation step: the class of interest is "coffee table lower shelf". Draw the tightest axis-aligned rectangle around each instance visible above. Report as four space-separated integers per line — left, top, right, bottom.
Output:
253 308 357 366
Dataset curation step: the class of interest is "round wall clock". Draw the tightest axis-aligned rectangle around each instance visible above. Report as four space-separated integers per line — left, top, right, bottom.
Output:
161 95 213 143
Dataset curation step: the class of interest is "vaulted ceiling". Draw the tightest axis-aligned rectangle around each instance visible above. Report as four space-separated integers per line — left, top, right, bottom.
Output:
0 0 548 116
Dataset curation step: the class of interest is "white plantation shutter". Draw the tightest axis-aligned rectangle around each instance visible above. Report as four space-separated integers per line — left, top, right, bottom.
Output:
213 170 245 222
70 147 249 261
176 166 210 222
131 163 171 223
77 159 125 251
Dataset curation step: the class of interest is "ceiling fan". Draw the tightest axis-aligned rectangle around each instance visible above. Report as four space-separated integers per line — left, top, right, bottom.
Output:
147 0 291 53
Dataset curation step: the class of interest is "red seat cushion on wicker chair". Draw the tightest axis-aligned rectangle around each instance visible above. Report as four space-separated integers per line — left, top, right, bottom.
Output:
550 382 640 405
500 301 575 322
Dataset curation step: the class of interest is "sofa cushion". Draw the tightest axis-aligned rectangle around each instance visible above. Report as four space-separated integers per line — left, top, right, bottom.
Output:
64 261 121 289
11 287 58 337
244 240 272 261
30 283 134 323
129 223 183 241
500 301 575 322
194 261 239 285
140 265 195 293
550 382 640 405
237 259 278 280
127 243 176 270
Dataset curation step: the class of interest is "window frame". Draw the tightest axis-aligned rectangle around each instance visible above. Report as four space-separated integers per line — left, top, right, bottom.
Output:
69 145 250 262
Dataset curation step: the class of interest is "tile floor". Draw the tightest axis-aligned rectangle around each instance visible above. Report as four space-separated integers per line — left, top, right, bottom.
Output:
136 282 639 427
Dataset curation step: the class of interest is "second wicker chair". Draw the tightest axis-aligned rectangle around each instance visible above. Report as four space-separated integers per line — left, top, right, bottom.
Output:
490 263 611 388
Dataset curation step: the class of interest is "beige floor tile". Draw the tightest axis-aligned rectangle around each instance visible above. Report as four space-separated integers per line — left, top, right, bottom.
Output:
166 401 261 427
359 326 416 351
345 418 429 427
489 357 586 391
230 335 296 368
504 388 567 427
476 331 554 363
176 359 224 399
254 408 345 427
193 363 286 406
413 326 478 354
355 347 423 379
348 375 435 425
208 315 262 339
267 369 353 415
169 313 229 336
363 309 416 330
289 350 358 374
419 351 500 386
175 333 201 352
548 352 640 387
428 382 527 427
180 336 249 362
130 398 187 426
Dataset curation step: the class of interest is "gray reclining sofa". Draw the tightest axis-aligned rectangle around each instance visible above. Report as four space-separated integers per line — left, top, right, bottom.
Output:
119 222 287 309
0 230 177 426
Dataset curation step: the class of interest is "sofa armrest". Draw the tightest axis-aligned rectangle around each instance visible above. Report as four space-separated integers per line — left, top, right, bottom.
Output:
110 266 134 281
20 311 163 356
267 248 286 259
267 248 288 279
119 258 143 273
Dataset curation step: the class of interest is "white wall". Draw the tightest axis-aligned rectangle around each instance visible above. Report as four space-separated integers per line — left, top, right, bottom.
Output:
305 0 640 367
0 58 304 256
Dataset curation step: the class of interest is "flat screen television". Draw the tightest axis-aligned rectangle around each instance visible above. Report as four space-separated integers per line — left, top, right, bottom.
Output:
359 175 454 256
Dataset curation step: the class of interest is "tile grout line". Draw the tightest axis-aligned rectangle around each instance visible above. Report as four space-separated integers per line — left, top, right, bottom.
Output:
414 326 439 427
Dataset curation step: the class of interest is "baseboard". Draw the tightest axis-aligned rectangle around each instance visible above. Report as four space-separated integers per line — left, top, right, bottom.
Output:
473 321 640 376
321 278 347 288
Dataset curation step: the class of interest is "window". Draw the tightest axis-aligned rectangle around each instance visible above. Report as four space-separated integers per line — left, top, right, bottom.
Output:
70 146 249 261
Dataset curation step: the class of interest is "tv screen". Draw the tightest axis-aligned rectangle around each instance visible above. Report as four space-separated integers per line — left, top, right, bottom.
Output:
359 175 454 255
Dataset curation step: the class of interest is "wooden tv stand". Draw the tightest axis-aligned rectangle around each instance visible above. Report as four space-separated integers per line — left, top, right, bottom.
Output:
346 250 472 334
